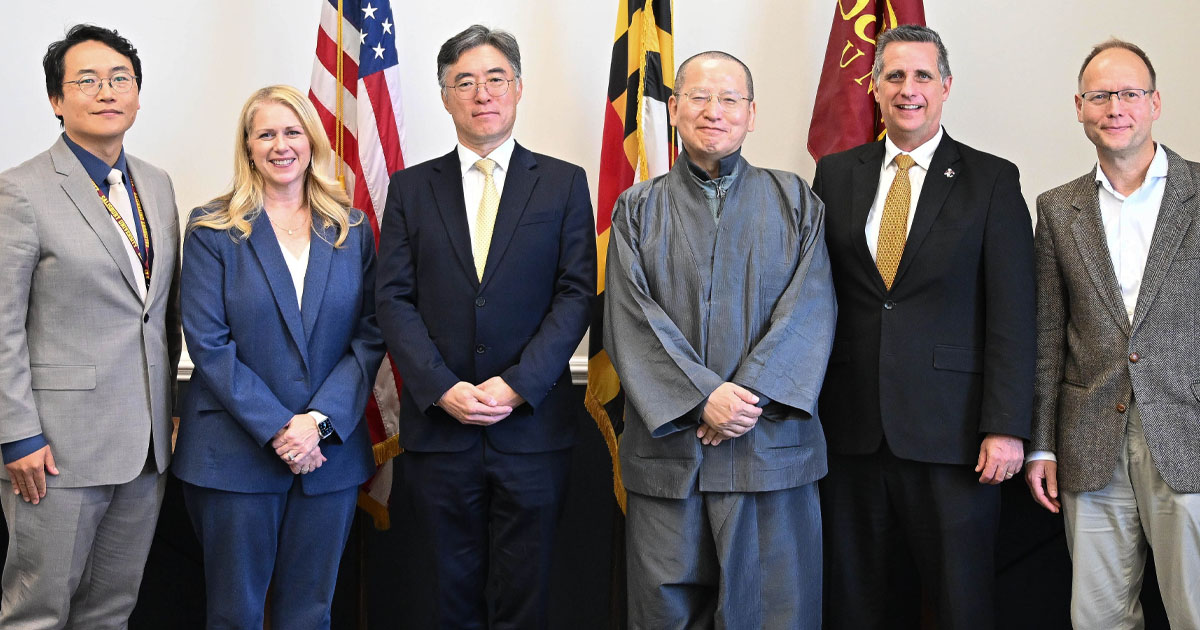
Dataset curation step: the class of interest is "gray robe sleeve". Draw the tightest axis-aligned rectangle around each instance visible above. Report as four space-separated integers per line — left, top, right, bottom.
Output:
732 179 836 418
604 187 724 437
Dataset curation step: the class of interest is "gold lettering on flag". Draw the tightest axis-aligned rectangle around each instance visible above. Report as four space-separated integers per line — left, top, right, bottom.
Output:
808 0 926 160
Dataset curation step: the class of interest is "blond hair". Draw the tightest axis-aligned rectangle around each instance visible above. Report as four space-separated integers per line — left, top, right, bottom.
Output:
190 85 358 247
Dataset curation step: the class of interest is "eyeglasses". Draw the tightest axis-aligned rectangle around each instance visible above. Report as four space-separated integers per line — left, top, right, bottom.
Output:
677 89 751 113
63 72 138 96
1079 89 1154 106
445 77 514 100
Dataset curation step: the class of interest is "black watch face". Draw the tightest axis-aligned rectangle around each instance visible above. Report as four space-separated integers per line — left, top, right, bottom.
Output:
318 420 333 438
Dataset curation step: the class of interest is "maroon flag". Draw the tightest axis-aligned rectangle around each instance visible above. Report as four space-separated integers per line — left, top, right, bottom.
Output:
808 0 926 160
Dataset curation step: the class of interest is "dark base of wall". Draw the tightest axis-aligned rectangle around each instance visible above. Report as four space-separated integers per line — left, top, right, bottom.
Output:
0 384 1171 628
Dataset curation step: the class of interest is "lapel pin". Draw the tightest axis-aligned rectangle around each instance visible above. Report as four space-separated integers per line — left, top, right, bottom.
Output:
944 168 956 178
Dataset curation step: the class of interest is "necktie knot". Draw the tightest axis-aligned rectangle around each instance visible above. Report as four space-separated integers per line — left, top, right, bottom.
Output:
893 154 916 172
106 168 124 187
475 158 496 177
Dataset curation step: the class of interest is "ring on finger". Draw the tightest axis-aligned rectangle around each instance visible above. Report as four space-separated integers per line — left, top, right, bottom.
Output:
287 452 296 462
1005 471 1014 478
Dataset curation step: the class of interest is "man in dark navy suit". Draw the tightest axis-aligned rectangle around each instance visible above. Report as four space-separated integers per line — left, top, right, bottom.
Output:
375 24 595 630
813 24 1035 630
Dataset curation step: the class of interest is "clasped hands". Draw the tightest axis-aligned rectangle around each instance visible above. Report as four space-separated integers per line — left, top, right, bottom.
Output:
438 377 524 426
697 382 761 447
272 413 325 475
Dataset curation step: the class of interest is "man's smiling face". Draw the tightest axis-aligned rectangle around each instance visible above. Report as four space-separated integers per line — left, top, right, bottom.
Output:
874 41 951 152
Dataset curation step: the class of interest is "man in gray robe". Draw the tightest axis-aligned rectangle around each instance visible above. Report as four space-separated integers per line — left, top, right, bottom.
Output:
604 51 836 629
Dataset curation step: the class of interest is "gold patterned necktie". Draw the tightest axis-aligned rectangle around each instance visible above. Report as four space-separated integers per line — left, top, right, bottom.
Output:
876 153 917 290
473 158 499 281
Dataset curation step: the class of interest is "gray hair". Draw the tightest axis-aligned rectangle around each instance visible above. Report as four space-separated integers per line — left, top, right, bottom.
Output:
872 24 951 83
1078 39 1156 90
436 24 522 86
675 50 754 101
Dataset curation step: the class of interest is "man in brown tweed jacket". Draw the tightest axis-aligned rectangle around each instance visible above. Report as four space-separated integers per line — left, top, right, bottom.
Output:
1026 38 1200 628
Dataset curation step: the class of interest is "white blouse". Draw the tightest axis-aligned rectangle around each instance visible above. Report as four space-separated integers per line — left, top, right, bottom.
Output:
278 241 311 309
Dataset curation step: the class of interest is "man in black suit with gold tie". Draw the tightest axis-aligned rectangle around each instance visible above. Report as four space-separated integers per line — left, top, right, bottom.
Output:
813 24 1035 629
375 24 595 630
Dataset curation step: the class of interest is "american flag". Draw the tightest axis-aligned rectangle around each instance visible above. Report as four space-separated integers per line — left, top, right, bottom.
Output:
308 0 406 528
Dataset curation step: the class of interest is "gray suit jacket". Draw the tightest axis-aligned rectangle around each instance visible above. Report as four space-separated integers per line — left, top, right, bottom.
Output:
0 137 181 487
1032 145 1200 493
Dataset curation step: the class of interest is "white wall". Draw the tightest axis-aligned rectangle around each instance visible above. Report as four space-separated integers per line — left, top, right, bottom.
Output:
4 1 1198 365
6 1 1199 216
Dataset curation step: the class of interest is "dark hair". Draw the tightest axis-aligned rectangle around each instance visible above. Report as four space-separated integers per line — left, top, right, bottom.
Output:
1078 39 1156 90
436 25 521 87
674 51 754 101
44 24 142 123
873 24 951 83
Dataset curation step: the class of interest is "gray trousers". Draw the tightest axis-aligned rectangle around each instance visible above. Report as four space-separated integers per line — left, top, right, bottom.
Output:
1063 402 1200 630
626 483 821 630
0 461 165 630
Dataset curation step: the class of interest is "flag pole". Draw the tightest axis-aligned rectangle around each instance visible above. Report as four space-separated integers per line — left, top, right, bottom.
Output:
335 0 346 189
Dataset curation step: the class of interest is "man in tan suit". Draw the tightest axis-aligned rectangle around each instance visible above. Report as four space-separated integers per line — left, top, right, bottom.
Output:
1026 39 1200 628
0 24 180 628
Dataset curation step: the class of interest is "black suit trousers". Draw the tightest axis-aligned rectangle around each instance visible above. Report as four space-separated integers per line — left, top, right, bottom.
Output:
821 443 1001 630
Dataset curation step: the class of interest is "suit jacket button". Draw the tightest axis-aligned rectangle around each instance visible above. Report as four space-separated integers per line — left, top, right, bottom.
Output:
883 300 895 310
1129 352 1140 363
143 314 150 323
475 344 486 354
1116 403 1127 413
475 297 486 307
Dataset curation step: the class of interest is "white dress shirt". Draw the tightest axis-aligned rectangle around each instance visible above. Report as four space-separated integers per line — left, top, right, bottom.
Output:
1028 143 1167 464
457 136 515 245
1097 143 1168 322
865 126 944 260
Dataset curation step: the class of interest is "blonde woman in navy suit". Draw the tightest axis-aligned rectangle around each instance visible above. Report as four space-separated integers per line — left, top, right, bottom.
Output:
174 85 384 630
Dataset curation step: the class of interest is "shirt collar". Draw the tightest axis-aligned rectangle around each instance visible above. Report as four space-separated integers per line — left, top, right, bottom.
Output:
457 136 516 177
62 132 128 189
682 148 741 182
1094 142 1167 200
883 126 943 171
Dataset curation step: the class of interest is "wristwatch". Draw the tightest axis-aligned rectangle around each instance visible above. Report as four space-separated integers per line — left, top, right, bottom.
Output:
316 417 334 440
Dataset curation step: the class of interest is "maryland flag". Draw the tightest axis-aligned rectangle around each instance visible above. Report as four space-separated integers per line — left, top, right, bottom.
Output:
587 0 676 513
808 0 925 160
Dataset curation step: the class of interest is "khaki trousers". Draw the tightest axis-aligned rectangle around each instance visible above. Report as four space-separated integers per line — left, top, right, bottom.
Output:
1063 402 1200 630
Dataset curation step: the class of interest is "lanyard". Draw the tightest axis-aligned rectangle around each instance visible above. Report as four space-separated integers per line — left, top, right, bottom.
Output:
91 175 152 288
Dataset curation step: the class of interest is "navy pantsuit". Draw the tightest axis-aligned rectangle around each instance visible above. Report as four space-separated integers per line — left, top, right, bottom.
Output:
174 209 384 630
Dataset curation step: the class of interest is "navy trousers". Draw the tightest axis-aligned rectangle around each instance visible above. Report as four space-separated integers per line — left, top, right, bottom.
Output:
399 439 572 630
182 479 357 630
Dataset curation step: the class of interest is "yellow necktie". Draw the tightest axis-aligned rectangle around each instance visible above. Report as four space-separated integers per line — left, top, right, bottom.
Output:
473 158 499 281
876 153 917 290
